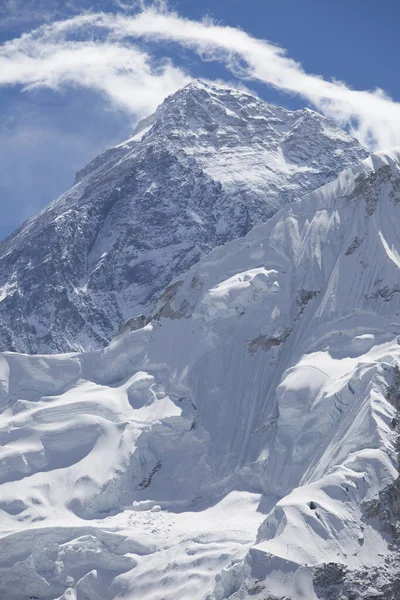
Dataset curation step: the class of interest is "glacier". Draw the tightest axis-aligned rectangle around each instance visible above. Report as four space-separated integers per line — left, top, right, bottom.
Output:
0 80 367 354
1 147 400 599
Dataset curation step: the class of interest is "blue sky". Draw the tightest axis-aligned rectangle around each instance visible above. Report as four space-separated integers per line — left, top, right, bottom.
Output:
0 0 399 239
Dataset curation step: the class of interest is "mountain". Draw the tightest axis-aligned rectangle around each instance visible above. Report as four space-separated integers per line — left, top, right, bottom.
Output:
0 80 367 353
1 148 400 599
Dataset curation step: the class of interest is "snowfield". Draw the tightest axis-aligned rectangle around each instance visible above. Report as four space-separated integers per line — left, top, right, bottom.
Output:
1 148 400 598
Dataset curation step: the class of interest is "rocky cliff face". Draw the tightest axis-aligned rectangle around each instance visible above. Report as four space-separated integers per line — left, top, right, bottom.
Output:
0 80 367 353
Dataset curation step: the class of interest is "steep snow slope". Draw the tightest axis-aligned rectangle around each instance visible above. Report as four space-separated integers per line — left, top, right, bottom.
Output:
1 149 400 599
0 80 367 354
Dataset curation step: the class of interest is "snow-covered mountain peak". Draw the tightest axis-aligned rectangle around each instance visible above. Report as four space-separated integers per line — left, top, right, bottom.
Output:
126 78 289 142
122 79 367 197
128 78 358 154
0 82 368 353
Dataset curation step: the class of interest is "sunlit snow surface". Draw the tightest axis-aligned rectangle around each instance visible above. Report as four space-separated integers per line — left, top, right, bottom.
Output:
1 149 400 598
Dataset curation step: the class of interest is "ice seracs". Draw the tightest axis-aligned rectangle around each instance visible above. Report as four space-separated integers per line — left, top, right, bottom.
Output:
0 79 367 353
1 148 400 598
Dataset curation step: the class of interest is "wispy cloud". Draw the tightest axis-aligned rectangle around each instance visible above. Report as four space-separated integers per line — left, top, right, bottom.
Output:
0 0 76 30
0 19 190 118
1 5 400 148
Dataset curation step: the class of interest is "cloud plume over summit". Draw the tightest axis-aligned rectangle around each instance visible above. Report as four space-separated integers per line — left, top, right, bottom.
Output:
1 5 400 148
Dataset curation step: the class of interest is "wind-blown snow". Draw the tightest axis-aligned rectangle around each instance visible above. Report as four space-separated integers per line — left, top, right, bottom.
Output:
1 148 400 599
0 80 367 354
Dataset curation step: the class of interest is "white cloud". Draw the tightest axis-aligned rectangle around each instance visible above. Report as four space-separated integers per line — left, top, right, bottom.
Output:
0 40 190 117
1 5 400 148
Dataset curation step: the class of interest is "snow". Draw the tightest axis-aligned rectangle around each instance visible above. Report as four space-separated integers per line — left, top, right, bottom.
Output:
1 147 400 598
200 268 279 319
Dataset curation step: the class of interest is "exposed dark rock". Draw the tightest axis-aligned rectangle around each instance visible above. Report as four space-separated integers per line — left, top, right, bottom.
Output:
246 327 292 354
345 236 364 255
